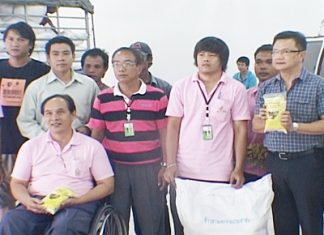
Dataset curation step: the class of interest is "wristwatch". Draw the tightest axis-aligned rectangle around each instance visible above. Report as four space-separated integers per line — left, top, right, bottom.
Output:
292 122 299 132
160 162 167 167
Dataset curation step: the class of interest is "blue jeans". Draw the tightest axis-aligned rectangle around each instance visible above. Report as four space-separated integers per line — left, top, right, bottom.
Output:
0 200 99 235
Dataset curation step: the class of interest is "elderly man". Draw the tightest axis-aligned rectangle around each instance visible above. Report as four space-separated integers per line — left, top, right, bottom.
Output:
0 94 114 235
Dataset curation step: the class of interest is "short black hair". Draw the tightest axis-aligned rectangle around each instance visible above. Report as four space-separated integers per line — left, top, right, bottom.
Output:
254 44 273 59
45 36 75 55
236 56 250 67
112 47 144 66
81 48 109 69
3 21 36 54
273 31 307 51
41 94 76 115
193 36 229 72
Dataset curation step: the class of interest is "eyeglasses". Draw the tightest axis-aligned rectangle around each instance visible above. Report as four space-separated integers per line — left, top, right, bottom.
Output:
112 61 136 69
272 49 304 55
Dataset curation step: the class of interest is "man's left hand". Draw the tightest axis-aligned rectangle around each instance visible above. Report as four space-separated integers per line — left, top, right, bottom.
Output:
158 167 168 191
280 111 293 131
230 169 245 188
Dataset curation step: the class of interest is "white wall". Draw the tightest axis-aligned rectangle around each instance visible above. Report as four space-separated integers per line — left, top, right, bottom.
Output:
91 0 324 86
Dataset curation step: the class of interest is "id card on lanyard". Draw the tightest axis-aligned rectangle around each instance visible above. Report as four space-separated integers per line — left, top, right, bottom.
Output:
197 81 223 140
123 99 135 137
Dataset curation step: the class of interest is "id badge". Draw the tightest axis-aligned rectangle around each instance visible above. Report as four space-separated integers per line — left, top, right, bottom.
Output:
124 122 135 137
202 124 213 140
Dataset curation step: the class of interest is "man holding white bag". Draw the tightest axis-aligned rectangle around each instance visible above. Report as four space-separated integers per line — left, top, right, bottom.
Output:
164 36 250 234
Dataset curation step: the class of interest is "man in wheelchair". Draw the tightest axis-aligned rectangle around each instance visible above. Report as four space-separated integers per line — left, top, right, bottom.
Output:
0 94 114 235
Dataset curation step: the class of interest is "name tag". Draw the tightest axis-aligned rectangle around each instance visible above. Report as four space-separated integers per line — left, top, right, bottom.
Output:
0 78 26 106
202 124 213 140
124 122 135 137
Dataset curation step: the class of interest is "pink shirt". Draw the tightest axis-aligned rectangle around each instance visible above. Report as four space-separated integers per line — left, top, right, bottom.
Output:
166 72 250 181
245 87 268 176
12 131 114 197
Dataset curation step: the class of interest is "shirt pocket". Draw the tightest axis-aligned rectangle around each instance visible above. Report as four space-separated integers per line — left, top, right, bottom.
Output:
69 158 89 178
292 96 315 120
209 99 230 122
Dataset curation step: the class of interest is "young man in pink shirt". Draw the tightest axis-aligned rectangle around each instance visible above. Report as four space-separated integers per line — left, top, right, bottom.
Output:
163 36 250 234
0 94 114 235
244 44 278 181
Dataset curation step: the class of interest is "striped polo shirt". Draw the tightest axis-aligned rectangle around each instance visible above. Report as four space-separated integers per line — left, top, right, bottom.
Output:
255 67 324 152
89 81 168 165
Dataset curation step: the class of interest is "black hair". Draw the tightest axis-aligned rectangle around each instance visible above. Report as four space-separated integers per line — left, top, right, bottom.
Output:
112 47 144 65
81 48 109 69
254 44 273 59
3 21 36 54
236 56 250 67
45 36 75 55
193 36 229 72
41 94 76 115
273 31 307 51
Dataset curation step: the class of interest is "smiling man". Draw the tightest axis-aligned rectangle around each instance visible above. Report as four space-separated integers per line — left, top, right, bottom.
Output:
0 94 114 235
17 36 99 138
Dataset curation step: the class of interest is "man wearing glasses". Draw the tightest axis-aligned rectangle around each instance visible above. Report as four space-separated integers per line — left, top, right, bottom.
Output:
89 47 168 235
253 31 324 235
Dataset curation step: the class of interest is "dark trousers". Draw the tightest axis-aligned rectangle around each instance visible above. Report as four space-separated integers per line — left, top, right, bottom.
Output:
110 162 166 235
133 187 171 235
266 149 324 235
0 200 100 235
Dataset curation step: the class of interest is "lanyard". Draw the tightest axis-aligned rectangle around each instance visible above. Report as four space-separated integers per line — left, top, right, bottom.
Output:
123 98 134 121
197 81 222 119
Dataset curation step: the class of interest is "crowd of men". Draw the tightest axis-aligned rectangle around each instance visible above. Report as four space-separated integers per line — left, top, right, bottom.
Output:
0 21 323 235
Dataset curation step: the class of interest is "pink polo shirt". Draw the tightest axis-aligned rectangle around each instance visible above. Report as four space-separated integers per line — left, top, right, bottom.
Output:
166 72 250 181
12 131 114 197
245 86 268 176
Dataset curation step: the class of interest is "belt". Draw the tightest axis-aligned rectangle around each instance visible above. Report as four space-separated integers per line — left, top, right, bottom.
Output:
270 148 319 160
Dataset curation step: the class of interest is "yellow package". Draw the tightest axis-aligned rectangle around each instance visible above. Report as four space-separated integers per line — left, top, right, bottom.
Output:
263 92 287 133
41 187 76 214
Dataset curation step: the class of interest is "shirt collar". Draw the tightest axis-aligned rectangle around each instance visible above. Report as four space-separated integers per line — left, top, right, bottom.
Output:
274 67 308 82
113 80 147 98
149 72 158 86
46 129 81 146
192 71 227 85
46 70 83 85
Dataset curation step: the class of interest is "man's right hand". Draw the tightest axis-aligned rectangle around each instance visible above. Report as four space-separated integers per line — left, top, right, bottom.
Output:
258 106 267 120
24 197 48 214
163 165 177 186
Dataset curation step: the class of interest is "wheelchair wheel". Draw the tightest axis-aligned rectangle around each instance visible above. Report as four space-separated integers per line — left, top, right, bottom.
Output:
89 204 127 235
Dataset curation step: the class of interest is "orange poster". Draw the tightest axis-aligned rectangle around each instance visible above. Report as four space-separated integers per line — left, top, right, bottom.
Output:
0 78 26 107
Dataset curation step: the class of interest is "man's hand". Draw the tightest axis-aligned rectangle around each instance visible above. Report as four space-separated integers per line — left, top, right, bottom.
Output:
76 126 91 136
230 168 245 189
163 165 177 186
258 106 267 120
25 197 48 214
61 197 78 208
280 111 293 131
158 167 168 190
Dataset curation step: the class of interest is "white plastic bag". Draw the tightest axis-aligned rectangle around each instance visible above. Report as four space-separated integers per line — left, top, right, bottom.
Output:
175 174 275 235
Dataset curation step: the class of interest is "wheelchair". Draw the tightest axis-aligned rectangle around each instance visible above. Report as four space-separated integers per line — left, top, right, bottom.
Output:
88 202 127 235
